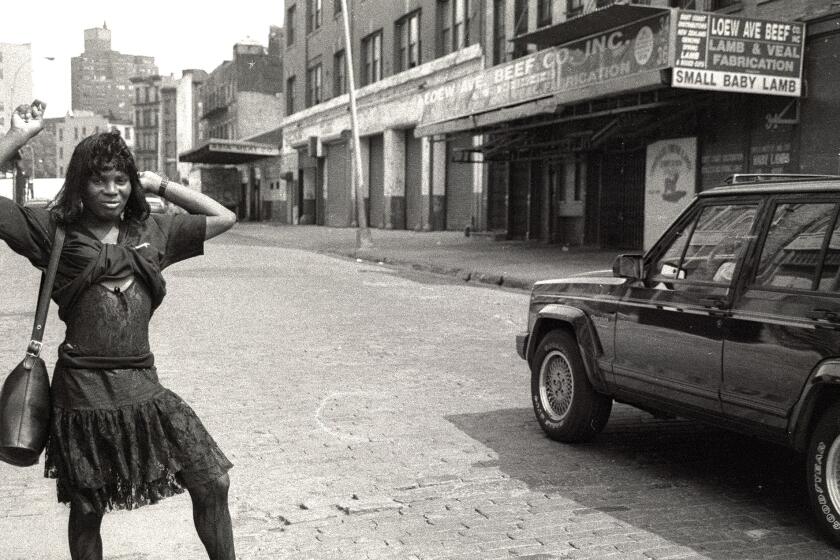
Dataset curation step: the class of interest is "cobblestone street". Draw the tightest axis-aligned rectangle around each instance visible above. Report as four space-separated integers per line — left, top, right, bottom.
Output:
0 225 837 559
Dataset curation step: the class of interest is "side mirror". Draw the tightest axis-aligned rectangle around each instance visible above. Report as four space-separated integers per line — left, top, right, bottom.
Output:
612 254 644 280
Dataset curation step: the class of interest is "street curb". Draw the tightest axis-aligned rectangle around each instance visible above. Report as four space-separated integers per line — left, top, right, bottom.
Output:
322 248 535 292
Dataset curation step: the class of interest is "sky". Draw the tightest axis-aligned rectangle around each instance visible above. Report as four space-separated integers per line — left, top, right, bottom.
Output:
3 0 284 118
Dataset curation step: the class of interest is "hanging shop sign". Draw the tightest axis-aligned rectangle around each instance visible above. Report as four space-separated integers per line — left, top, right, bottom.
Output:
672 11 804 96
645 137 697 250
420 14 671 127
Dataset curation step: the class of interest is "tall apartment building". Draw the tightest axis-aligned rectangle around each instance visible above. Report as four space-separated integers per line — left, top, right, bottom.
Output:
71 24 158 122
0 42 33 130
53 111 134 178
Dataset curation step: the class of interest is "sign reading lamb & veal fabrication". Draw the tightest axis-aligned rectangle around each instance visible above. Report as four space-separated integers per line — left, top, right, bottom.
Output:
672 10 804 96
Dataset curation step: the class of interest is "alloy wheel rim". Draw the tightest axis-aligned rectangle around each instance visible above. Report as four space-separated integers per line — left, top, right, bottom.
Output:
539 350 574 422
827 436 840 514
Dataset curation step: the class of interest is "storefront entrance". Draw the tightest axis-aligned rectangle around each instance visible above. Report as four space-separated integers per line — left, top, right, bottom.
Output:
599 149 646 250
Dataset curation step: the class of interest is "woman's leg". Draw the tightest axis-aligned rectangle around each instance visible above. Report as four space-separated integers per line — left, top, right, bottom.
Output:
68 500 104 560
185 473 235 560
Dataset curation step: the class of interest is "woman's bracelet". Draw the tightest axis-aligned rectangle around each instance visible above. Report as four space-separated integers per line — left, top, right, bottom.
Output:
158 177 169 198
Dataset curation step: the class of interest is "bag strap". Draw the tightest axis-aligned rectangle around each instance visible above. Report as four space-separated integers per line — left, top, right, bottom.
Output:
26 225 65 359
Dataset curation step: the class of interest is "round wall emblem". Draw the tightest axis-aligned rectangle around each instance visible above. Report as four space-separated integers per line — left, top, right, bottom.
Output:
634 26 654 66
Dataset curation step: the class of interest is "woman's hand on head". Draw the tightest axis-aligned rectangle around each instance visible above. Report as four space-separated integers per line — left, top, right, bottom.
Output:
10 100 46 139
138 171 163 194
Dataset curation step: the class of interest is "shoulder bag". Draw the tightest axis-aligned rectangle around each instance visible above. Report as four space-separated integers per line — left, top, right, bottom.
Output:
0 225 65 467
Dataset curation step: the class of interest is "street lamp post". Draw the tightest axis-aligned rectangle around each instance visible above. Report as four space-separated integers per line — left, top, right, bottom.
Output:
24 144 35 201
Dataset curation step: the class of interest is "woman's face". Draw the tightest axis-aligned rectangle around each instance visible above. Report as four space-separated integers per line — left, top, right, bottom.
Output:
82 168 132 223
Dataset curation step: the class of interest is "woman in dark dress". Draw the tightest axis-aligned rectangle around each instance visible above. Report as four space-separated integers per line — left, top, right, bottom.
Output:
0 102 238 560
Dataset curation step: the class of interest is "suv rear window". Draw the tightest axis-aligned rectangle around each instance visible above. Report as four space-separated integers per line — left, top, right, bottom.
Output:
753 202 840 292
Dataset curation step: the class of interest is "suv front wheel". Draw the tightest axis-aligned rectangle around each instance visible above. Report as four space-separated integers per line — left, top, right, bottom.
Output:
808 403 840 545
530 330 612 443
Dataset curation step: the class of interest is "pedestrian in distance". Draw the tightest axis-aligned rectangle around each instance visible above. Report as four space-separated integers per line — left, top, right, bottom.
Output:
0 101 238 560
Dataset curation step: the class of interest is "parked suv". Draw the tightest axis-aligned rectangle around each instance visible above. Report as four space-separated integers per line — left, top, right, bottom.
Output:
516 175 840 544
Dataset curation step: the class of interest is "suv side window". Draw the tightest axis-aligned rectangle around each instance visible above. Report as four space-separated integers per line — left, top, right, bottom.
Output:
652 203 758 286
753 202 840 292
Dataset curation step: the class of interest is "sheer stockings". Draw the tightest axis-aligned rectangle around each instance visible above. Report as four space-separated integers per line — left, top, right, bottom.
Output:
66 474 235 560
68 501 103 560
187 473 236 560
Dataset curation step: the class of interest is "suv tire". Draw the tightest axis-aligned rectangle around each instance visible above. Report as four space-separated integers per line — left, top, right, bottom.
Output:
530 330 611 443
808 403 840 545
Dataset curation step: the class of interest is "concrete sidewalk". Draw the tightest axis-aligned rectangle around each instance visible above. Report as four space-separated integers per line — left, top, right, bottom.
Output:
224 223 620 290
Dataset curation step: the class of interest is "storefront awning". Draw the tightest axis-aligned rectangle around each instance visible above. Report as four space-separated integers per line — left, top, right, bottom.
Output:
416 6 806 138
179 139 280 164
512 4 669 50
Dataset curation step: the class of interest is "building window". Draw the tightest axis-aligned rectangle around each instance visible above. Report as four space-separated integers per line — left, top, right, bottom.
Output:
362 30 383 85
334 50 346 96
438 0 452 56
437 0 470 56
334 0 341 14
537 0 552 26
58 128 63 141
59 147 63 159
306 64 322 107
74 127 79 140
493 0 507 64
125 128 131 140
566 0 583 18
453 0 468 49
287 5 296 45
514 0 530 57
308 0 322 32
82 127 87 137
396 11 421 72
286 76 296 114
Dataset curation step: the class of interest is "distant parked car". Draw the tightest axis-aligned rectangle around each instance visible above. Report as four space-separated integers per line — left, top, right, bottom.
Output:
146 195 166 214
516 174 840 545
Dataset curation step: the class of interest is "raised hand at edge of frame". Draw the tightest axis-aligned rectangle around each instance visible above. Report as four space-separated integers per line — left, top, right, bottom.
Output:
9 100 47 140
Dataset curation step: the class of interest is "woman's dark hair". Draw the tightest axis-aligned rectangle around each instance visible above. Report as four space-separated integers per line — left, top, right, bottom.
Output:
51 129 150 224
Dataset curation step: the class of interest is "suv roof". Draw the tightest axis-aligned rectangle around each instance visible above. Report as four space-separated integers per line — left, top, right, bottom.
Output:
701 174 840 197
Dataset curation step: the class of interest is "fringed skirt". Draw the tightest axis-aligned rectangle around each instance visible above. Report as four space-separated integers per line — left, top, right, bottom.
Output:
44 365 233 515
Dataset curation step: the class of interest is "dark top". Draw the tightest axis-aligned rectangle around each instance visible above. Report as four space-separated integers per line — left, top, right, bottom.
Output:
0 197 206 353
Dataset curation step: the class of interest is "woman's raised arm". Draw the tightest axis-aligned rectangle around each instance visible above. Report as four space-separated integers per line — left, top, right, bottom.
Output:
0 101 46 168
138 171 237 240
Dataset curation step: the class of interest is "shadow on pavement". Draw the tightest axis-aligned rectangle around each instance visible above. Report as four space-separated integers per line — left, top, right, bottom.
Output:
446 405 839 558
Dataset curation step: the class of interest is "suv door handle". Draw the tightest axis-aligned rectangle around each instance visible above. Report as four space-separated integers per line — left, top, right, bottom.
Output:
807 308 840 323
699 297 728 310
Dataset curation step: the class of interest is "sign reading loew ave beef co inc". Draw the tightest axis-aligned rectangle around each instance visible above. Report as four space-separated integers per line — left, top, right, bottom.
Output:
419 14 671 128
672 10 804 96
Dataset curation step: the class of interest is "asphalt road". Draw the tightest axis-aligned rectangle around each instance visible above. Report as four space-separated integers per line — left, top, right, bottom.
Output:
0 225 837 559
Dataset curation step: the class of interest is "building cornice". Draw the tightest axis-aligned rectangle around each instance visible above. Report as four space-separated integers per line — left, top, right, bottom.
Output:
281 44 483 131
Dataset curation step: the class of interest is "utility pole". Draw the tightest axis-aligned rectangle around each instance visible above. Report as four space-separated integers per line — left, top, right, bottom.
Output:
339 0 373 250
13 160 27 205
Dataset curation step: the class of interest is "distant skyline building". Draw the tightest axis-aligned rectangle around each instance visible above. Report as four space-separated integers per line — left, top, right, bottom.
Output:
70 23 158 122
0 42 33 130
131 74 176 174
52 110 134 178
176 69 208 183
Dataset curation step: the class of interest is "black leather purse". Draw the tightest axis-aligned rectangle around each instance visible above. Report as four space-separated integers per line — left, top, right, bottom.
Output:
0 226 65 467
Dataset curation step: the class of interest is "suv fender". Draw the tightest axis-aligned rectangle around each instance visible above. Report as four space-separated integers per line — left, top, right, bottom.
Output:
789 359 840 451
526 304 608 393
